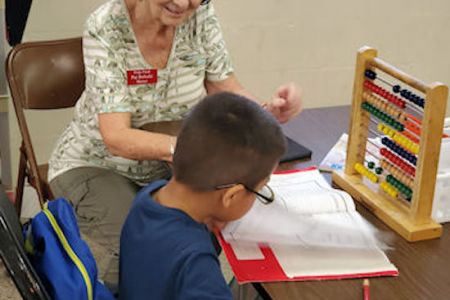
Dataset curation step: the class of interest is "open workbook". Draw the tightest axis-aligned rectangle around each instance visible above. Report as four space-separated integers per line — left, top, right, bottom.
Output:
219 167 398 283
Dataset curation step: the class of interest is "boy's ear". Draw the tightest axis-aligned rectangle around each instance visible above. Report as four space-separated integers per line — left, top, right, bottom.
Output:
221 184 246 208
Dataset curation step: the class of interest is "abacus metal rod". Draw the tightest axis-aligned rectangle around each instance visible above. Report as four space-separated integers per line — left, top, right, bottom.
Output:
368 127 382 139
376 76 394 87
405 101 425 115
366 138 382 153
365 148 381 161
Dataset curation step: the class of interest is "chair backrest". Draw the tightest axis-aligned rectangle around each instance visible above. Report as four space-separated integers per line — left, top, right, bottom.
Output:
0 185 50 300
5 37 85 209
6 37 85 109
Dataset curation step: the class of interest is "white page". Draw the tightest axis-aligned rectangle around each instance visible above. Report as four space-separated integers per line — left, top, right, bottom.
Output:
222 169 379 249
229 241 264 260
270 243 397 278
266 170 355 214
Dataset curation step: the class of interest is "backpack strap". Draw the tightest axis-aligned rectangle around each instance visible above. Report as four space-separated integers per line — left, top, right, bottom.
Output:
42 202 93 300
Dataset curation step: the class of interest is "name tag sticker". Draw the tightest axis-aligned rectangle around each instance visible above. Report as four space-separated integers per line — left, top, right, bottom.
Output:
127 69 158 85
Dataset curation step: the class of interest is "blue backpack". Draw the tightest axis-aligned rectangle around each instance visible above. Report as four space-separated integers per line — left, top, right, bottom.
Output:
24 198 115 300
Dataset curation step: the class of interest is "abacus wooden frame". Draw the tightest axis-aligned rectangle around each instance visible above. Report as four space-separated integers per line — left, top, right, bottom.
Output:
332 46 448 242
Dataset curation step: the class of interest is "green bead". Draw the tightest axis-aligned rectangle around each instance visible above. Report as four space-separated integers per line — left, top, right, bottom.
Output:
375 167 383 174
367 161 375 169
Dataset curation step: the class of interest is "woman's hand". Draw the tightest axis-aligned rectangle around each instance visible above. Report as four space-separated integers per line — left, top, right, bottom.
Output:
98 112 175 162
264 83 303 123
205 76 303 123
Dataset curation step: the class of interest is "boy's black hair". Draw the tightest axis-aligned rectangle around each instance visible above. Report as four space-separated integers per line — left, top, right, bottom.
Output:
173 92 286 191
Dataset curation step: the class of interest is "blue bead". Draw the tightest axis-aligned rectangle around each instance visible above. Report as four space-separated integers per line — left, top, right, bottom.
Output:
419 98 425 107
401 89 408 97
393 85 401 93
405 91 413 100
364 70 376 80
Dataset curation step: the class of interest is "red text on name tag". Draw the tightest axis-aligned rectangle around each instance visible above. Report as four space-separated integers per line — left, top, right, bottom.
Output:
127 69 158 85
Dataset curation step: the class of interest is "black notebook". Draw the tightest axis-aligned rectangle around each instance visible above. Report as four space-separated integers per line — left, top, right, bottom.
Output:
280 136 312 163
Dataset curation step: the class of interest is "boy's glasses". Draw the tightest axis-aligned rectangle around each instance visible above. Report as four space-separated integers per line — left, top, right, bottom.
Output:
201 0 211 5
215 183 275 205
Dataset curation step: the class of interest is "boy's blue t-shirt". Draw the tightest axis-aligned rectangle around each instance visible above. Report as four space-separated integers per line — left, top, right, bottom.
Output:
119 180 232 300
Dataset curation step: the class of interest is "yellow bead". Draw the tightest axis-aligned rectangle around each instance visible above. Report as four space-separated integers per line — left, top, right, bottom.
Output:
388 129 395 136
371 175 379 183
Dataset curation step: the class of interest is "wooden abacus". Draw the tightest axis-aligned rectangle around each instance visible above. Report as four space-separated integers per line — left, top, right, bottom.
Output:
333 46 448 242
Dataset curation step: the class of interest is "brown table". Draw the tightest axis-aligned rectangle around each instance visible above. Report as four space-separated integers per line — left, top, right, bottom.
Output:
264 105 450 300
143 106 450 300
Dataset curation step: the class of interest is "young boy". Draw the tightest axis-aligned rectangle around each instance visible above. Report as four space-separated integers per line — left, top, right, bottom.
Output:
119 92 286 299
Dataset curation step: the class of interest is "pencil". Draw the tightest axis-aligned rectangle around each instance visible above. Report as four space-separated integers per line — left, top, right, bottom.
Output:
363 279 370 300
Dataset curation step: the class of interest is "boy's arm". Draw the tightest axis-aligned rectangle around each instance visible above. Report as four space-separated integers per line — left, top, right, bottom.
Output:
177 252 232 300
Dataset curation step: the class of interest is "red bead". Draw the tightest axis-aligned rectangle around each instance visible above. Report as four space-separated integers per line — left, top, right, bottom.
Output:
389 95 397 104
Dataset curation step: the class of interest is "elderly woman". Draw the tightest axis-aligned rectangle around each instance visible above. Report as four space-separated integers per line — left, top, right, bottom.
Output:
48 0 302 284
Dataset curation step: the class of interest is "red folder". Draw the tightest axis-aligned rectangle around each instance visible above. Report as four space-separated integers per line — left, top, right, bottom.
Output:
217 167 399 284
218 233 398 284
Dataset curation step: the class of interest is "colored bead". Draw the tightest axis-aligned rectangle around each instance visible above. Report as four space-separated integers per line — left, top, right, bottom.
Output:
364 70 377 80
405 91 412 100
401 89 408 97
370 174 378 183
375 167 383 175
419 98 425 107
367 161 375 169
393 85 401 93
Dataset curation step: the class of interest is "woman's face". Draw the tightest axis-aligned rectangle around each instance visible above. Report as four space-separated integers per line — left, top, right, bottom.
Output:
149 0 203 26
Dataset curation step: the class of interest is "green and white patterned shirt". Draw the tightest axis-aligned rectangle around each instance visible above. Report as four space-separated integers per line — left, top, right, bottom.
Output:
48 0 233 185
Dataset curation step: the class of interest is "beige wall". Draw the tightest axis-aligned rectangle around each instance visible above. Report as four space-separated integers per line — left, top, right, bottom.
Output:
6 0 450 185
